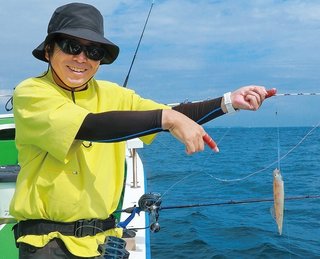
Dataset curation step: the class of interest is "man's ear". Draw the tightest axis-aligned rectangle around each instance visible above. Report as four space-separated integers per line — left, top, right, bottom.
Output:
44 45 51 61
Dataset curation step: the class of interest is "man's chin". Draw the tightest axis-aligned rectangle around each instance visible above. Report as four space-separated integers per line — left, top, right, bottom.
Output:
67 79 88 88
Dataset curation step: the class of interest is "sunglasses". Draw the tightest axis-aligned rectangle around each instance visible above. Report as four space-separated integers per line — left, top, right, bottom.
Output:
56 38 106 61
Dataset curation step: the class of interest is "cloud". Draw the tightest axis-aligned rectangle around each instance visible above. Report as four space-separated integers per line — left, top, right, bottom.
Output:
1 0 320 125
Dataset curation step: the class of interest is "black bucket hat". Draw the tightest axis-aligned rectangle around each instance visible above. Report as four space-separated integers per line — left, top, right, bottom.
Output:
32 3 119 65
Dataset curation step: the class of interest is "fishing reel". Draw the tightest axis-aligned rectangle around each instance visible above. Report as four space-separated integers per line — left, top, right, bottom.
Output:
138 192 162 233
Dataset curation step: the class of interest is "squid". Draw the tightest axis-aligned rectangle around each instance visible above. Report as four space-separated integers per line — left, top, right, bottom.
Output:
273 168 284 235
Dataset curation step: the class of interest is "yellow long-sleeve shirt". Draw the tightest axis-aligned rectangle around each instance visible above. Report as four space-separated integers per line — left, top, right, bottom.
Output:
10 70 169 257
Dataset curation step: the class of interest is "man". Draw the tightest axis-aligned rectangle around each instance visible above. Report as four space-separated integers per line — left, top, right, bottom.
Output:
9 3 274 258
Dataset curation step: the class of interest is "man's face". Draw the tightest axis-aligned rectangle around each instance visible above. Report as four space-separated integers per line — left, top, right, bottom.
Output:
46 37 101 89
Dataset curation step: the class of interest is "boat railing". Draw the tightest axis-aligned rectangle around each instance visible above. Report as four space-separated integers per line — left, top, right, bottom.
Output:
0 117 18 223
126 139 144 188
0 94 13 113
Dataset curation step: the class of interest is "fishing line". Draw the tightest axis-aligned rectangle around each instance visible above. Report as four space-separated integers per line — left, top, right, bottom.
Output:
144 100 320 201
277 123 281 170
272 99 292 256
127 90 320 210
144 138 213 200
212 120 320 182
159 91 320 188
137 127 230 218
209 90 320 183
276 104 281 170
274 100 292 251
144 127 231 200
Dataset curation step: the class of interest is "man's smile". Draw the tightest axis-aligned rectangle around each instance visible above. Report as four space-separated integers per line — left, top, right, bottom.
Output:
67 66 87 73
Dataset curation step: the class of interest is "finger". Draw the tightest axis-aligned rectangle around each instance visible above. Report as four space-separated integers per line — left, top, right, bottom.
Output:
245 91 261 110
186 145 195 155
186 134 206 154
185 139 196 155
248 86 268 101
199 137 205 152
255 87 268 101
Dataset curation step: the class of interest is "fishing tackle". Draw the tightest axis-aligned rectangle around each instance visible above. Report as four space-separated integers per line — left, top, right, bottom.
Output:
273 168 284 235
265 90 320 98
117 206 141 229
159 195 320 210
274 92 320 96
138 193 162 232
117 193 162 233
118 192 320 235
116 193 320 236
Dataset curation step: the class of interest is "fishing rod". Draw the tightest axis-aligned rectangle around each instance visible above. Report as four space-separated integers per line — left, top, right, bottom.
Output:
266 89 320 98
160 194 320 211
274 92 320 96
118 193 320 233
168 90 320 106
123 0 155 88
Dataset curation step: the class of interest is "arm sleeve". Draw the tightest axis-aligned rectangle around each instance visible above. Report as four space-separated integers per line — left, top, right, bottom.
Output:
172 97 225 124
76 110 163 142
76 97 224 142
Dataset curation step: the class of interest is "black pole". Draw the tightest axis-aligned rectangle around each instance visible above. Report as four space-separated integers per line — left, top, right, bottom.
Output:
123 1 155 88
159 195 320 211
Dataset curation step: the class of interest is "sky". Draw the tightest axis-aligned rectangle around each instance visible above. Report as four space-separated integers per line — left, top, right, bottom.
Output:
1 0 320 127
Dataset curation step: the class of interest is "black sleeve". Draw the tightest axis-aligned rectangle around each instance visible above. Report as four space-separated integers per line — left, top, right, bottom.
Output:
76 110 163 142
172 97 225 124
76 97 224 143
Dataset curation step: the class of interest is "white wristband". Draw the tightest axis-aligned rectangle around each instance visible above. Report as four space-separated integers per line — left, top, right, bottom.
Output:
223 92 237 113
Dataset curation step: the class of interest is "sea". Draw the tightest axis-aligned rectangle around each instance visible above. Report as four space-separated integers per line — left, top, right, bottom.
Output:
139 127 320 259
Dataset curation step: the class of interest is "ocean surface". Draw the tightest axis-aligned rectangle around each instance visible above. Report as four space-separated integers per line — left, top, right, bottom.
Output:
139 127 320 259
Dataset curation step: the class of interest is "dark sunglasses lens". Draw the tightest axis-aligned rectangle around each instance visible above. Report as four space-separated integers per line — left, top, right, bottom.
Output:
86 46 106 61
68 41 82 55
57 39 82 55
57 39 105 61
